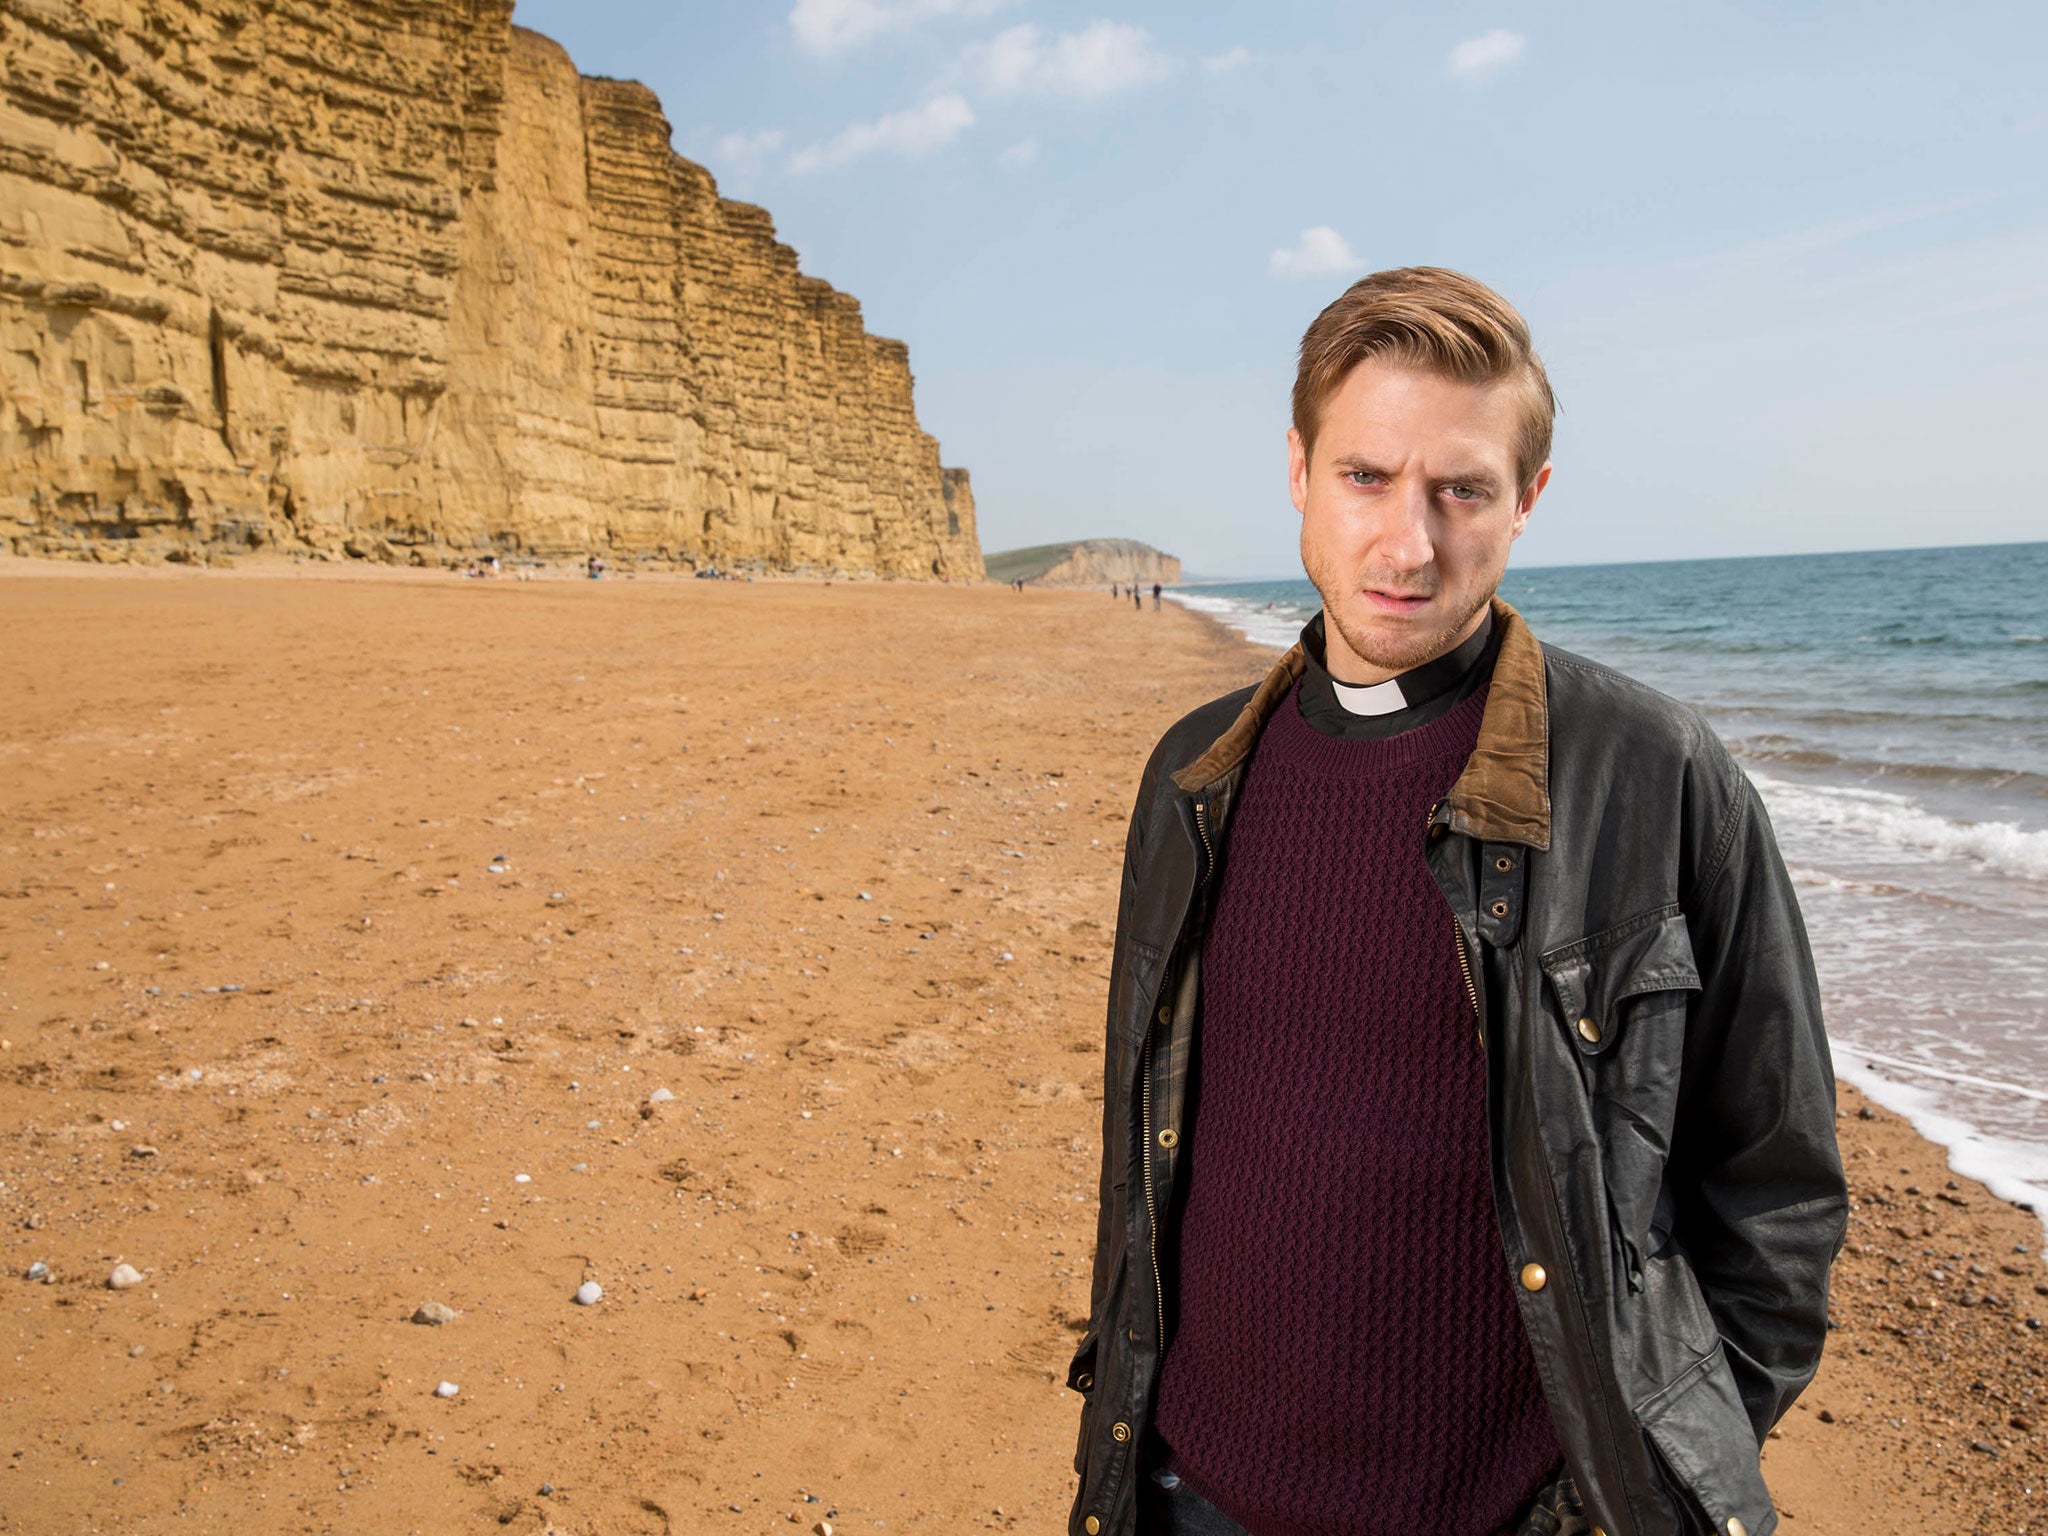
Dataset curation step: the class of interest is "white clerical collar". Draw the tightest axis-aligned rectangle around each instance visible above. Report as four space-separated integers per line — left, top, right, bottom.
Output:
1329 676 1412 716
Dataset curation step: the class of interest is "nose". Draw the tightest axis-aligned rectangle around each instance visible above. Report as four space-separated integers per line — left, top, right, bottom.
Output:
1378 480 1435 575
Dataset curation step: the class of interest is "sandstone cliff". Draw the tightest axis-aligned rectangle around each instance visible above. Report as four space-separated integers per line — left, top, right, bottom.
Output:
984 538 1180 588
0 1 982 578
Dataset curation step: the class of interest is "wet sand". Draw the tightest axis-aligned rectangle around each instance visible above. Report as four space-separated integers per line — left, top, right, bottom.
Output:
1 563 2042 1534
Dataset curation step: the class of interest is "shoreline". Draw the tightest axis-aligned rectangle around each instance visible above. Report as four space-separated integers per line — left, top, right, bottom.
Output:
1 571 2041 1532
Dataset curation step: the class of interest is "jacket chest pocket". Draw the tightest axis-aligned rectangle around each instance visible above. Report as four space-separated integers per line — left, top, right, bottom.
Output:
1542 906 1703 1285
1541 903 1700 1066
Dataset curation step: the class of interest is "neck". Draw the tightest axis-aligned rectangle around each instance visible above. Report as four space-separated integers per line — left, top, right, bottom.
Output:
1324 603 1492 687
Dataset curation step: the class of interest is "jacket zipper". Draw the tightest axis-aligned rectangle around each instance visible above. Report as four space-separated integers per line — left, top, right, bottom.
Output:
1431 799 1485 1044
1140 798 1210 1361
1140 1030 1165 1353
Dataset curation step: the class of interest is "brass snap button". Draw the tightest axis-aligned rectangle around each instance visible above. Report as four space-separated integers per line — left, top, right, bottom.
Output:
1495 855 1513 872
1576 1016 1602 1044
1111 1421 1131 1443
1726 1521 1747 1536
1490 900 1509 918
1085 1519 1102 1535
1520 1262 1548 1292
1157 1005 1171 1024
1075 1372 1093 1391
1157 1128 1179 1149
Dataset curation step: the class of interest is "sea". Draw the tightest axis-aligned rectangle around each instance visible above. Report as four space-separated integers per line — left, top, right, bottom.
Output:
1169 542 2048 1230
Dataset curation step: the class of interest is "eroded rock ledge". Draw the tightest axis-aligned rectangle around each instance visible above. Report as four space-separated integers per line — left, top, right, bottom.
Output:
0 0 983 578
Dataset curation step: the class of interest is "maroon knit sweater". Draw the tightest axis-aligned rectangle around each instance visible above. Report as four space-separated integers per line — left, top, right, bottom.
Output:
1153 681 1560 1536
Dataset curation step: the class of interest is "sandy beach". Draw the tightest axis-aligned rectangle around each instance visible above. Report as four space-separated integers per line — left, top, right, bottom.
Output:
1 565 2042 1535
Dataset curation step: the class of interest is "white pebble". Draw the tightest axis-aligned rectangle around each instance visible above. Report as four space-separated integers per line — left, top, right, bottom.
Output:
434 1380 460 1398
513 1173 531 1184
107 1264 144 1290
574 1281 603 1306
647 1087 674 1105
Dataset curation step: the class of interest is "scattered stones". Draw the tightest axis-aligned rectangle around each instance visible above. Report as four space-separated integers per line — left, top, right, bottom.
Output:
647 1087 675 1105
128 1144 158 1159
434 1380 460 1398
24 1261 49 1282
107 1263 144 1290
573 1281 603 1306
814 1522 834 1536
412 1301 458 1326
1817 1408 1835 1423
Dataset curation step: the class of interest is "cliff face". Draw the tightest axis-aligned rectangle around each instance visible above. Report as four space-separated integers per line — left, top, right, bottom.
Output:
984 538 1180 587
0 2 982 578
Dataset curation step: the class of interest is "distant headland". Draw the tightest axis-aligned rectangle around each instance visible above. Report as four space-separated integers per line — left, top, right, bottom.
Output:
984 538 1181 587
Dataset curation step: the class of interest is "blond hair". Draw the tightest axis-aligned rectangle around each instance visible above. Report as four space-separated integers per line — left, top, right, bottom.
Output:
1292 266 1556 491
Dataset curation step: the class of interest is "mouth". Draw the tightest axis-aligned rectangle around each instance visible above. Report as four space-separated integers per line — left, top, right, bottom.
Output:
1361 588 1435 615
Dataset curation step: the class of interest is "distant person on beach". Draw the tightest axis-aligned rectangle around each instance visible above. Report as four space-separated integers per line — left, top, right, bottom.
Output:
1152 582 1162 610
1132 588 1141 611
1072 268 1846 1536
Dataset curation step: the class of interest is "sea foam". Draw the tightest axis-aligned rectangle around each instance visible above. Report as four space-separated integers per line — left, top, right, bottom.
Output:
1752 772 2048 883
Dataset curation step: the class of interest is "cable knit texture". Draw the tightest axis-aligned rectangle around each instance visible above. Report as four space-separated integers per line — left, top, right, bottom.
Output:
1154 680 1560 1536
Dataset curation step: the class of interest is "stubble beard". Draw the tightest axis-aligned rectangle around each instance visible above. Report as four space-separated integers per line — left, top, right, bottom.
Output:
1308 556 1496 678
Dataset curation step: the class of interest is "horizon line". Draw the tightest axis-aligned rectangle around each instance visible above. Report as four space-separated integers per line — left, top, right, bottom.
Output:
1174 534 2048 586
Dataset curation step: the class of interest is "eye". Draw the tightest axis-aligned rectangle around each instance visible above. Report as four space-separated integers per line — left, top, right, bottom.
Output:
1444 484 1483 502
1344 469 1383 487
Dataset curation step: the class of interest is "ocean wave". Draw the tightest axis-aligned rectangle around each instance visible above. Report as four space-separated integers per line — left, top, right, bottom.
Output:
1730 742 2048 799
1752 772 2048 882
1164 592 1309 651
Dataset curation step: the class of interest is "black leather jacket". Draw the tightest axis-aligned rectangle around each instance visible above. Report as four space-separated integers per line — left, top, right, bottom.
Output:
1070 599 1847 1536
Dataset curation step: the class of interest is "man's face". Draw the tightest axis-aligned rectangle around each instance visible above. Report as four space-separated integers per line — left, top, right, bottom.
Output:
1289 357 1550 683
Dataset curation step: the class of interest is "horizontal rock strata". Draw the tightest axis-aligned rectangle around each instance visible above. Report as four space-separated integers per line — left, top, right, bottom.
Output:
0 0 981 578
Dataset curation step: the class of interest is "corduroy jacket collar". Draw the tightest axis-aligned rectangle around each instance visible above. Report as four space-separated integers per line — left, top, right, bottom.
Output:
1169 595 1552 850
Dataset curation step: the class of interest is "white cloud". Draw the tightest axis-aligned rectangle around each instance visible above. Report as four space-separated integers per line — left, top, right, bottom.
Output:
1202 46 1250 75
957 21 1174 101
997 137 1038 169
1268 226 1367 281
789 0 1014 58
787 93 975 174
1446 29 1526 81
711 128 786 176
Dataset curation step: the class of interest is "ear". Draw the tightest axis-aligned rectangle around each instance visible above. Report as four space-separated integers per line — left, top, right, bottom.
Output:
1287 427 1310 516
1510 462 1551 541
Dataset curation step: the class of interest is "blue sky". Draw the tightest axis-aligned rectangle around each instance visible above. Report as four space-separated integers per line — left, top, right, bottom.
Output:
507 1 2048 577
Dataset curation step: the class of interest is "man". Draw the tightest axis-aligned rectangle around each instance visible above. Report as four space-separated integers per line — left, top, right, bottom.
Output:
1070 268 1846 1536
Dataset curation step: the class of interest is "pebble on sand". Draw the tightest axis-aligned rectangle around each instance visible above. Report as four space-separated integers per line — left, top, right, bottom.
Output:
24 1261 49 1282
107 1264 144 1290
647 1086 675 1105
434 1381 460 1398
412 1301 458 1326
573 1280 603 1306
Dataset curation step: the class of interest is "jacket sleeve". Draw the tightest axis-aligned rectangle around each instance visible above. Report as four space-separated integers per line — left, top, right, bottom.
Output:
1087 741 1161 1322
1674 767 1848 1441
